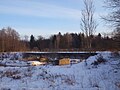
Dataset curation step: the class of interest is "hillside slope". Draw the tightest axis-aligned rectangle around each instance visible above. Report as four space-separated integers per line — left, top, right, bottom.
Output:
0 52 120 90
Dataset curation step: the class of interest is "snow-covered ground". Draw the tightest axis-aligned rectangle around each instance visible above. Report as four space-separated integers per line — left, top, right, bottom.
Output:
0 52 120 90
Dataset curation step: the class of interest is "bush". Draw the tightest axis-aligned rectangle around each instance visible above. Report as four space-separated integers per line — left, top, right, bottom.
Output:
91 54 106 66
111 51 120 58
3 70 21 79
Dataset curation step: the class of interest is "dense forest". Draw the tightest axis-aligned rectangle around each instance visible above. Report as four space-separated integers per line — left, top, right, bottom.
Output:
0 27 119 52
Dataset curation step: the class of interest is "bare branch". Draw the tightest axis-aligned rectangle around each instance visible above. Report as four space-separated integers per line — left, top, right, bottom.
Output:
80 0 97 49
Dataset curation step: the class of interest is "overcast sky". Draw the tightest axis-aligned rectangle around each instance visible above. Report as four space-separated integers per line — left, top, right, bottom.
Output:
0 0 110 38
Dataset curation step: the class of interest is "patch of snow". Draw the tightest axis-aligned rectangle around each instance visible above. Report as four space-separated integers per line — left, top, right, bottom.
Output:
0 52 120 90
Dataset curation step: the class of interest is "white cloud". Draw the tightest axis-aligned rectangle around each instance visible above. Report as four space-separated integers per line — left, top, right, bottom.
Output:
0 0 107 21
0 0 81 20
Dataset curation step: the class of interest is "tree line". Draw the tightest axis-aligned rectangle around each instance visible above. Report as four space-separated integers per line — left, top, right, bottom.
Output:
30 32 120 51
0 27 119 52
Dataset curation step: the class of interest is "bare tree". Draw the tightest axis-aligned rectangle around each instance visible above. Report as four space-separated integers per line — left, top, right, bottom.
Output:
104 0 120 49
104 0 120 27
80 0 97 49
0 27 22 52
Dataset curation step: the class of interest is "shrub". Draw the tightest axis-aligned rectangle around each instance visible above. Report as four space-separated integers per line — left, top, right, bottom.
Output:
111 51 120 58
91 54 106 66
3 70 21 79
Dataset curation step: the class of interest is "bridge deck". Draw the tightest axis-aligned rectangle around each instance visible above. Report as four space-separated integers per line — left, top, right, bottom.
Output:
23 52 97 59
